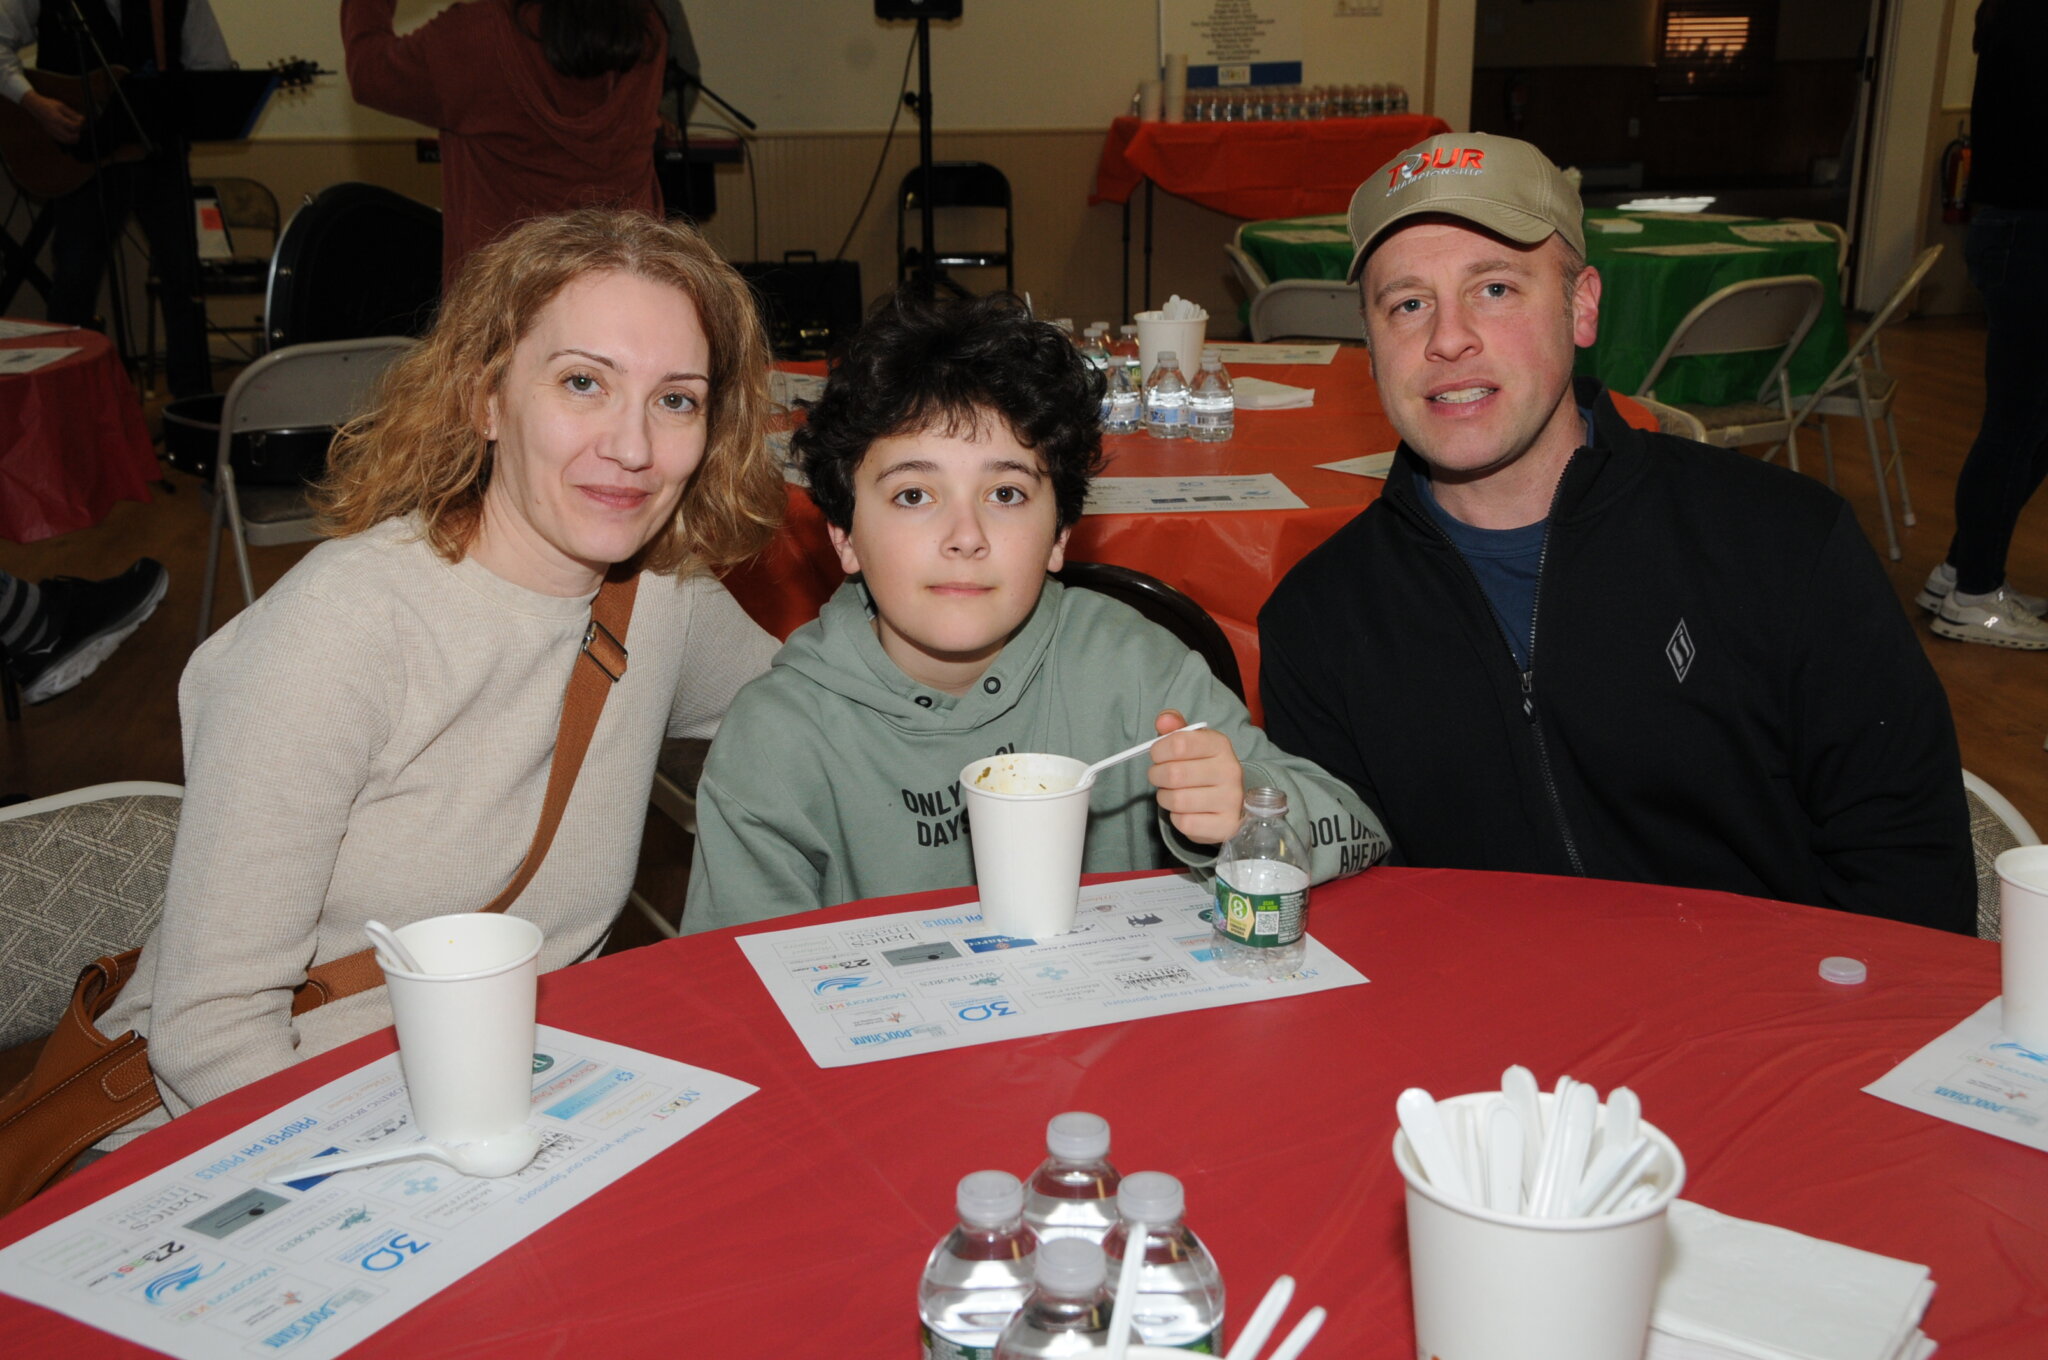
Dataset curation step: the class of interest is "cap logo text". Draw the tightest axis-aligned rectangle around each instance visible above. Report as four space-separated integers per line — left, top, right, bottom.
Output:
1386 146 1486 193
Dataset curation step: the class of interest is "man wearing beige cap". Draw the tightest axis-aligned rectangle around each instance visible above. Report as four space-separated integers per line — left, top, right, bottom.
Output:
1258 131 1974 932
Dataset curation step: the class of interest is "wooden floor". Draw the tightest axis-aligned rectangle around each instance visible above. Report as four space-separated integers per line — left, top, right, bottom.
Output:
3 315 2044 913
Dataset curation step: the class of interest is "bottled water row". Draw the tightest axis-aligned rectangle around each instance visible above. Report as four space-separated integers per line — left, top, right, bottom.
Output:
1183 83 1410 123
1076 326 1233 443
919 1112 1226 1358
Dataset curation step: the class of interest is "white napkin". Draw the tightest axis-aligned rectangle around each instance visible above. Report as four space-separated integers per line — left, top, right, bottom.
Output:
1648 1200 1937 1360
1232 377 1314 410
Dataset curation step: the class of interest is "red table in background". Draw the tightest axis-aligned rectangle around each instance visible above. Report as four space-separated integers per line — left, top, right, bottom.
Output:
0 326 155 544
1090 115 1451 219
3 868 2040 1356
726 350 1661 720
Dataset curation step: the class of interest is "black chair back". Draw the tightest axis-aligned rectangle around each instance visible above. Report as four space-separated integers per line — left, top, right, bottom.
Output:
1055 562 1246 703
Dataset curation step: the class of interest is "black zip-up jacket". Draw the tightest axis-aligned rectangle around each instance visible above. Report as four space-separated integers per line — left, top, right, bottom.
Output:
1258 379 1975 933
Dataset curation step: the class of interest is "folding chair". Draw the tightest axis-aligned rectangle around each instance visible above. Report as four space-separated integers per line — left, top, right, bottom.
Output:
1056 561 1245 702
1224 242 1271 299
1784 245 1944 562
1633 274 1825 471
1248 280 1365 343
1962 769 2041 940
898 161 1014 295
197 337 415 640
1630 397 1710 443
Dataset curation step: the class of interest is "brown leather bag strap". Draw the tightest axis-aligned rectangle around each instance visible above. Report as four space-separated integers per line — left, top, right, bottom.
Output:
288 572 639 1016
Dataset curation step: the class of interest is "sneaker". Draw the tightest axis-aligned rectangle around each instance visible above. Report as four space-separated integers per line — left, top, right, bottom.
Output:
2 559 170 703
1916 561 2047 617
1930 585 2048 651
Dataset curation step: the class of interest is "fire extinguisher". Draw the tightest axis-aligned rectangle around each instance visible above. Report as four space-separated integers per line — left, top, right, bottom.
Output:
1940 123 1971 223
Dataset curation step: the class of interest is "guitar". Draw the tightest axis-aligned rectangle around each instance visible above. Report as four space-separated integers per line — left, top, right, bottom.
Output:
0 66 145 199
0 59 321 200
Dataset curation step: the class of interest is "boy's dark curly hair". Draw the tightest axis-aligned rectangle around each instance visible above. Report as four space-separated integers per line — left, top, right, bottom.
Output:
795 290 1107 532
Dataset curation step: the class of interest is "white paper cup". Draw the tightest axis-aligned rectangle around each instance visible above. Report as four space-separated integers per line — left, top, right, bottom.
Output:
382 914 544 1149
1997 845 2048 1050
959 753 1093 938
1393 1090 1686 1360
1135 312 1207 385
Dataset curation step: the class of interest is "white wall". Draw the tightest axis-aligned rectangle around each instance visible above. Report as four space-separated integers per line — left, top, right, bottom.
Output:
212 1 1446 139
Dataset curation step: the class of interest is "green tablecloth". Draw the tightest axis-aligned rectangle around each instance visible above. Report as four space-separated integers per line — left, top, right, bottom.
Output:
1236 209 1850 407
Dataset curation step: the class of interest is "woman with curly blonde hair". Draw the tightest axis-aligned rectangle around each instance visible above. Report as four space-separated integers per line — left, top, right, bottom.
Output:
94 209 783 1145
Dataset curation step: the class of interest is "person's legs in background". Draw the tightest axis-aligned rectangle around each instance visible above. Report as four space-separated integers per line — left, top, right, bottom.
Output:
1926 208 2048 650
131 146 211 399
0 560 170 705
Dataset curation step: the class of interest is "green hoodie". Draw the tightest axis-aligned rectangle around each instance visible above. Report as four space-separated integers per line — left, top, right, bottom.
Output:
683 578 1386 932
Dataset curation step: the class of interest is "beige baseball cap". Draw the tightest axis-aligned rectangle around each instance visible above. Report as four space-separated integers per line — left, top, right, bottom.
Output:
1345 132 1584 281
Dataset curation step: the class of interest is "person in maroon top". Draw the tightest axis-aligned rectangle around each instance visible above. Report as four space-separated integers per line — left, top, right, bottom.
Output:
340 0 667 288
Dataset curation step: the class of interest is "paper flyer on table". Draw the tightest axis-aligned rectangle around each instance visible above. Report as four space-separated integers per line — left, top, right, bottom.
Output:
0 346 79 373
1199 342 1339 366
737 873 1368 1069
0 1027 754 1360
1085 474 1307 515
1728 221 1832 244
1616 242 1769 258
0 318 74 339
1862 997 2048 1151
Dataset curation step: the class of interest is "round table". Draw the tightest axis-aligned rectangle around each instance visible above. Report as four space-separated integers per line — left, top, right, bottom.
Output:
1 867 2037 1357
0 325 156 544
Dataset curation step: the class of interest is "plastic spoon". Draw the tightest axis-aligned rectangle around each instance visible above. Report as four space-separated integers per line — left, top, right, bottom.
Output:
1484 1100 1525 1215
1223 1275 1296 1360
1532 1081 1597 1217
364 920 424 974
1078 722 1210 788
1574 1136 1654 1217
1106 1219 1149 1360
1605 1086 1641 1152
265 1124 542 1184
1396 1088 1471 1202
1268 1306 1328 1360
1501 1065 1543 1186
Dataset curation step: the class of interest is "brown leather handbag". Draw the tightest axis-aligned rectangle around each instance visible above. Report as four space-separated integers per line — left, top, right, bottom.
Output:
0 574 637 1215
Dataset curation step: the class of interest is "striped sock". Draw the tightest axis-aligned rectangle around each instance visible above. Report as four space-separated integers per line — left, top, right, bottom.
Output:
0 571 49 656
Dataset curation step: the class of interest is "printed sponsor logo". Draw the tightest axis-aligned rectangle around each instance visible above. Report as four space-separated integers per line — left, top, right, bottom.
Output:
1125 913 1164 927
184 1188 289 1240
1026 980 1113 1007
909 965 1012 997
835 1002 927 1036
835 1022 950 1052
1385 145 1485 192
964 934 1034 952
531 1058 602 1104
812 973 883 995
1078 940 1168 970
882 940 963 967
1991 1040 2048 1066
170 1263 280 1324
812 987 911 1014
839 923 920 950
340 1228 432 1274
947 995 1020 1023
789 955 876 975
137 1250 233 1304
541 1066 637 1121
258 1286 378 1350
531 1052 555 1074
82 1237 190 1294
105 1184 211 1235
1108 964 1199 994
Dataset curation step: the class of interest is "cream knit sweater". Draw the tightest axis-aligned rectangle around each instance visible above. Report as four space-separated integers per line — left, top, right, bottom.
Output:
97 518 774 1144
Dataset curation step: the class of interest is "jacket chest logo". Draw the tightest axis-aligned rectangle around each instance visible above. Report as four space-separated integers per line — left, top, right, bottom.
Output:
1666 619 1696 683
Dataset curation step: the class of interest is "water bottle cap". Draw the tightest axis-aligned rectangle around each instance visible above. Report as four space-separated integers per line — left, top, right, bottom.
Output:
956 1169 1024 1226
1034 1236 1107 1293
1201 353 1222 369
1047 1110 1111 1160
1243 786 1288 817
1120 324 1138 336
1116 1170 1185 1225
1158 350 1178 363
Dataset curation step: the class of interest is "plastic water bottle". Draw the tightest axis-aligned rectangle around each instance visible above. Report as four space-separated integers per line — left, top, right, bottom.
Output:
1101 1172 1227 1353
993 1238 1112 1358
1212 787 1311 977
1188 350 1234 443
920 1170 1039 1360
1105 328 1143 434
1144 351 1189 439
1023 1111 1121 1244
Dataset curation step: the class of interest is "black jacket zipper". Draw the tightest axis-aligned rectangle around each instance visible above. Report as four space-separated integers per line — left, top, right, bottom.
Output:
1393 452 1588 877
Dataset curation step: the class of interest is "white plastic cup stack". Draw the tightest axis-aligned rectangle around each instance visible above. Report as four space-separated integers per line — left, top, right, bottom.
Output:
959 752 1093 938
380 914 544 1160
1391 1072 1686 1360
1997 845 2048 1050
1136 297 1208 385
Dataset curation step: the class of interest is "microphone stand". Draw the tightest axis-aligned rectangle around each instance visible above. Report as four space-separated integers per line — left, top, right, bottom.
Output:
52 0 153 376
661 64 755 224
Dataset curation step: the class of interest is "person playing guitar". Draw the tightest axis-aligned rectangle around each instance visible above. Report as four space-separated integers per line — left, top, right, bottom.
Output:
0 0 233 399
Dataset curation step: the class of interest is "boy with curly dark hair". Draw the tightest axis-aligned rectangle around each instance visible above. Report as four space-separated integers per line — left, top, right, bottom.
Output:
684 291 1384 928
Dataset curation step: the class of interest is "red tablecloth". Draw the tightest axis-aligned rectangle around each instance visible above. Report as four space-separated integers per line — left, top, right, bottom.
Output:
1090 115 1451 219
2 868 2038 1356
0 326 155 544
726 351 1662 720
